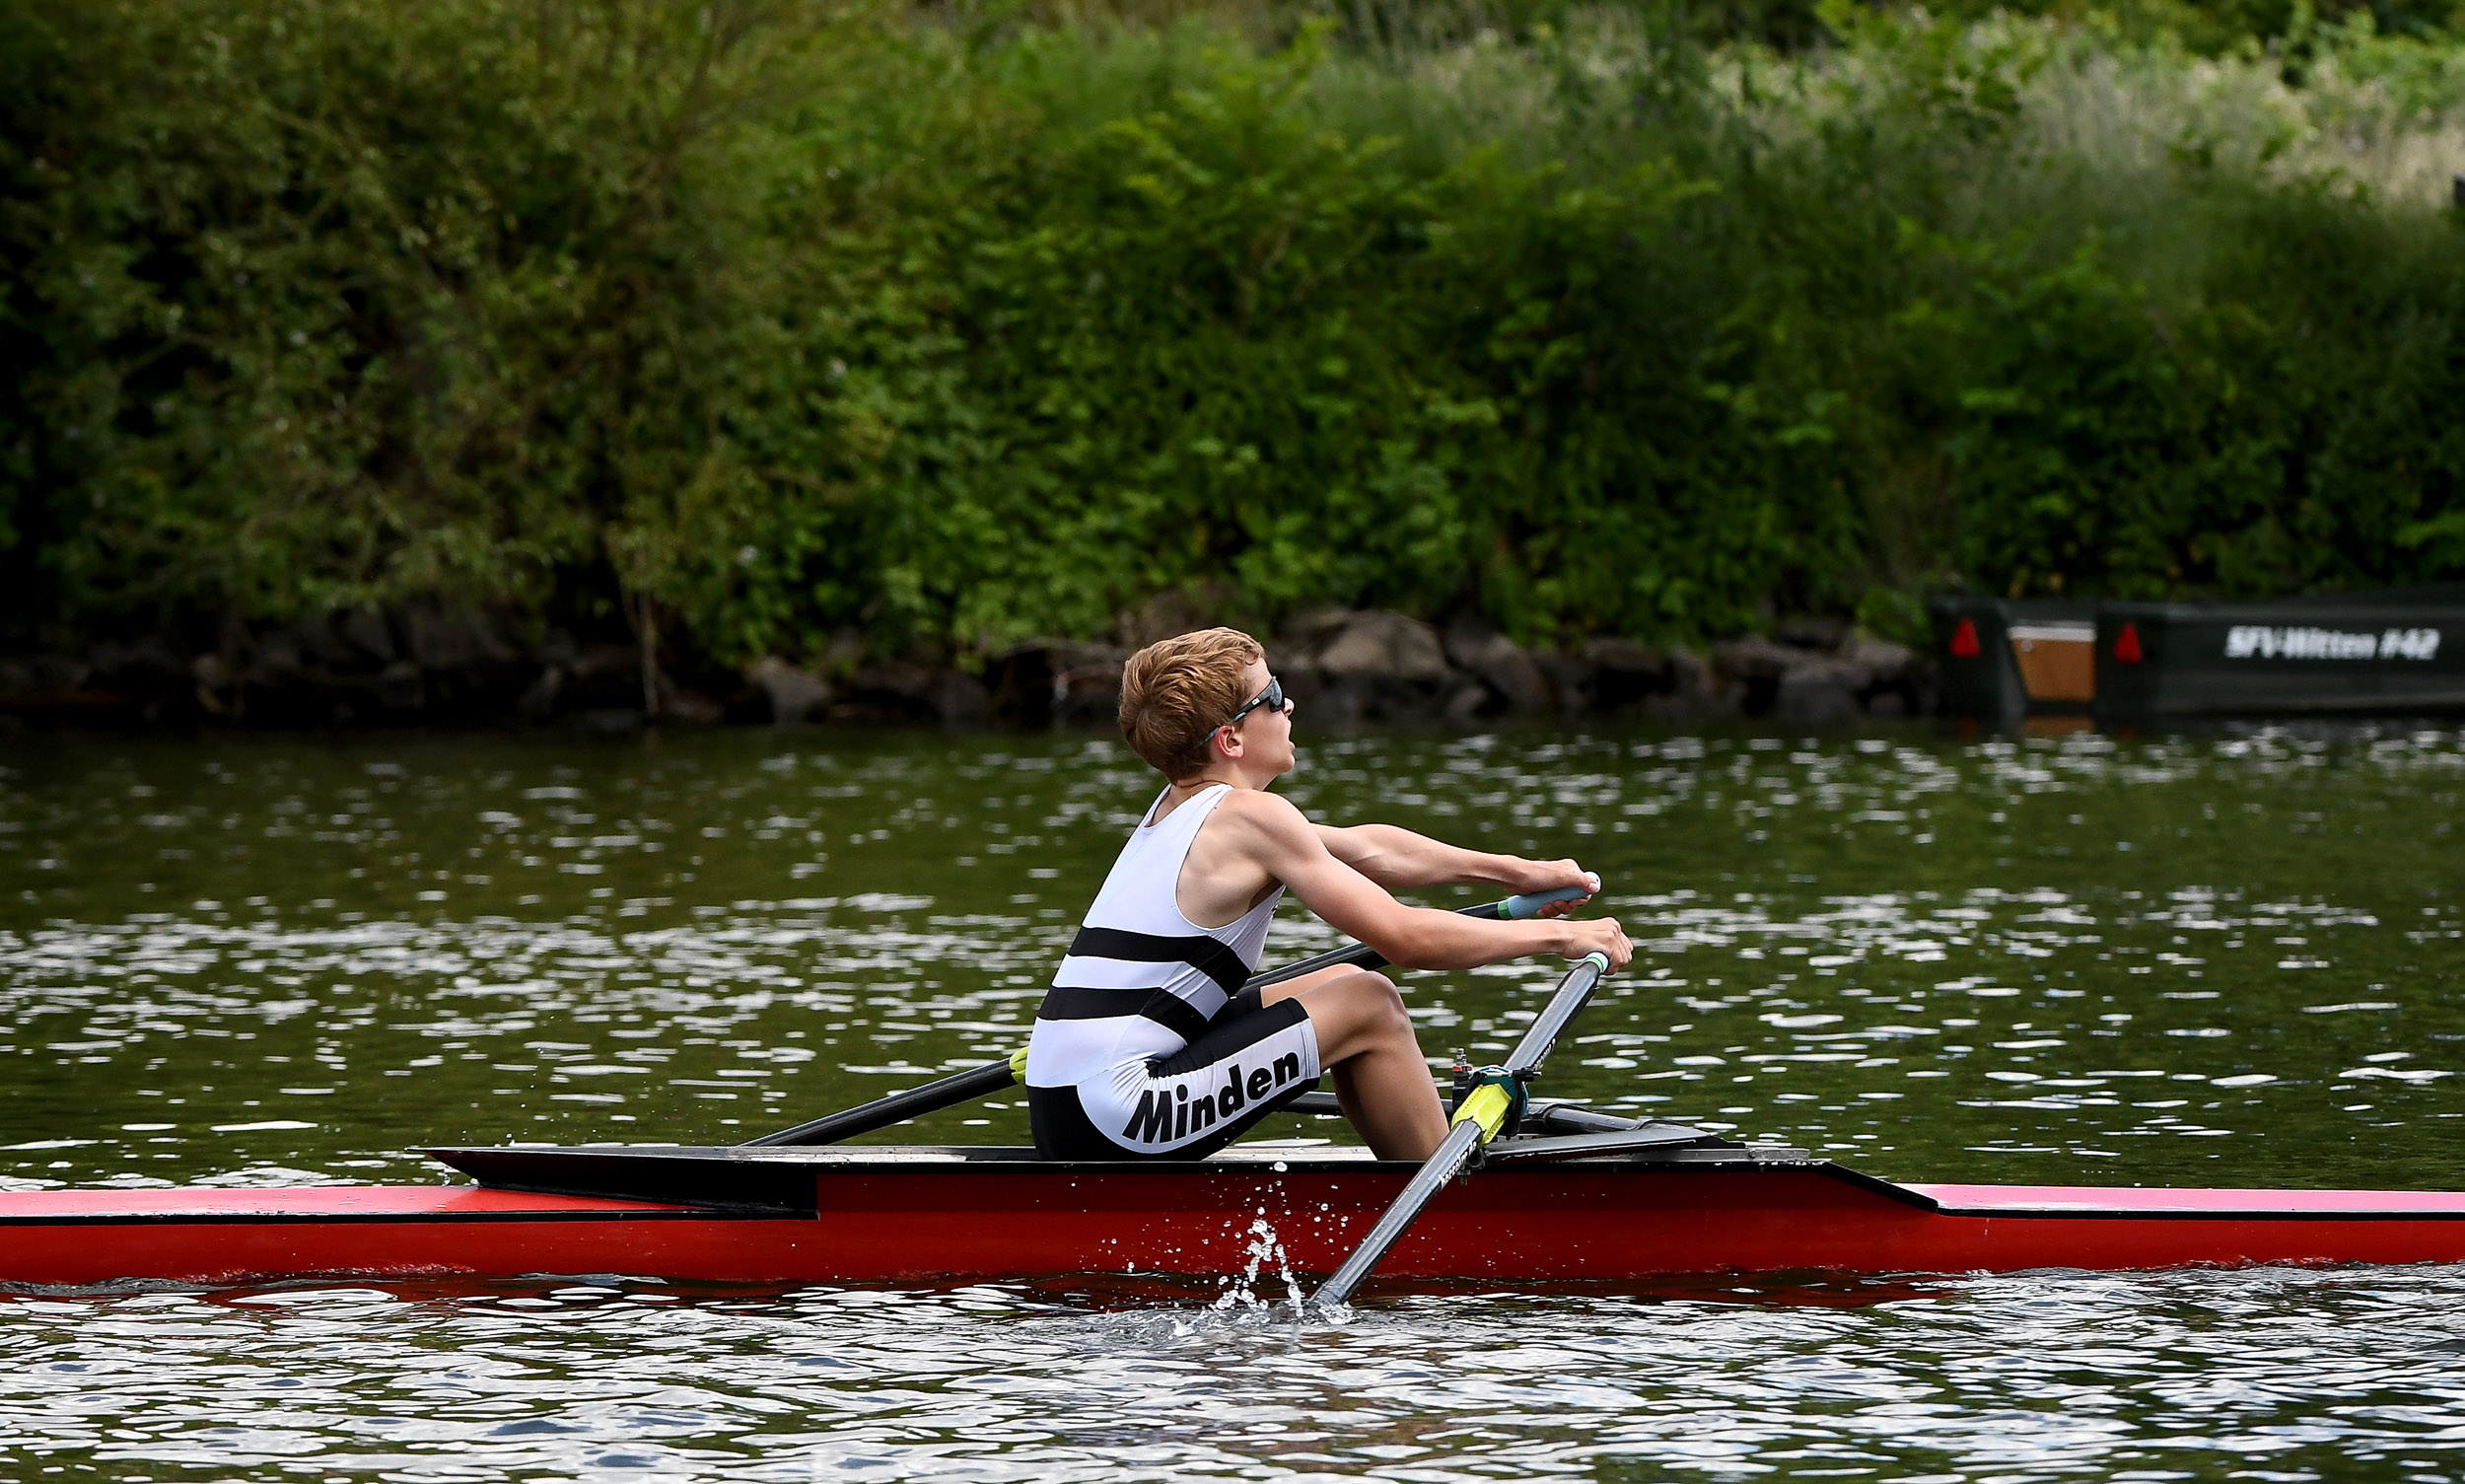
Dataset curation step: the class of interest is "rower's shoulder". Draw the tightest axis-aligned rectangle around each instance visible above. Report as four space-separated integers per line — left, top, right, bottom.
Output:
1209 786 1312 835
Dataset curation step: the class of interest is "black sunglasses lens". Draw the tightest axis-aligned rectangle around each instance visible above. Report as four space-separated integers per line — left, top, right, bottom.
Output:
1232 677 1284 726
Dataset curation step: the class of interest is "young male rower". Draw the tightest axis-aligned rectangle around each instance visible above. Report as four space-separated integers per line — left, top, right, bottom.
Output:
1024 627 1632 1163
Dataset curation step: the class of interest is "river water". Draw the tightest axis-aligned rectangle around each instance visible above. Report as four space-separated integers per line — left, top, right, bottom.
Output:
2 721 2461 1480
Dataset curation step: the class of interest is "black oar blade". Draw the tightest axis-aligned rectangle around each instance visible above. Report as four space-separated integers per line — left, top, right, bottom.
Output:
1305 950 1612 1311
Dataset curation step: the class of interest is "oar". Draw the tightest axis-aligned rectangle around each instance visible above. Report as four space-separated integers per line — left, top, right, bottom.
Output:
741 883 1597 1149
1306 948 1614 1311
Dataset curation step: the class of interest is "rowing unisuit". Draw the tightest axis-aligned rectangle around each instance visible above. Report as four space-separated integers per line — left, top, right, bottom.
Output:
1023 782 1321 1158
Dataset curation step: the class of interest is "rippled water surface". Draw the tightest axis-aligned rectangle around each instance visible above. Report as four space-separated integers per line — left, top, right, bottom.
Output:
4 721 2463 1479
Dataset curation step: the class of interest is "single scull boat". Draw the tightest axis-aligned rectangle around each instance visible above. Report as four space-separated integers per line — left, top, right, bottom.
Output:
9 896 2459 1293
7 1096 2465 1290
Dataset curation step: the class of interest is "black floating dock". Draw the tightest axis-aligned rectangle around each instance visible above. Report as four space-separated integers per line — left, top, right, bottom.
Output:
1932 587 2465 722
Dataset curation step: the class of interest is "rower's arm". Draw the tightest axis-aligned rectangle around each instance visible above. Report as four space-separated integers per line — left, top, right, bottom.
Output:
1233 797 1613 971
1315 821 1591 902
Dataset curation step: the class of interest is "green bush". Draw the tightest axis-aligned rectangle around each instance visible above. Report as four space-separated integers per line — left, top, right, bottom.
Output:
3 0 2463 671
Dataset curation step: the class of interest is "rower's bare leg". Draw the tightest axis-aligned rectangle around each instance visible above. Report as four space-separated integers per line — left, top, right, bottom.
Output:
1263 966 1447 1161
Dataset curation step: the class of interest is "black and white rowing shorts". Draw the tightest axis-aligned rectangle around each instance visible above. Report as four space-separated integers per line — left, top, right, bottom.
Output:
1028 988 1323 1160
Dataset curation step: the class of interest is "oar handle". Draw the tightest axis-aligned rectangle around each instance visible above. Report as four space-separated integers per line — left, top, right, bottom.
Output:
1501 876 1599 921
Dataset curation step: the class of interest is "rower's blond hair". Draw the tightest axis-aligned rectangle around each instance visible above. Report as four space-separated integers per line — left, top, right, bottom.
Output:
1119 627 1265 780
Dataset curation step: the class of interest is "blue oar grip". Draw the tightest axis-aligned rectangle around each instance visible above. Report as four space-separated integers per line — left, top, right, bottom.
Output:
1503 875 1600 920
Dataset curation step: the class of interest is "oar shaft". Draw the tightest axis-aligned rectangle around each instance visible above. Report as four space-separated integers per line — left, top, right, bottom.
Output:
1307 949 1612 1311
1312 1121 1485 1307
742 1049 1025 1148
1507 957 1609 1070
744 884 1594 1148
1247 939 1389 991
1249 882 1590 990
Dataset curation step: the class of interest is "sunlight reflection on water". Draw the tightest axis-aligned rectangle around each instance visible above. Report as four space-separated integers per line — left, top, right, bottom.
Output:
7 1267 2465 1480
2 721 2463 1478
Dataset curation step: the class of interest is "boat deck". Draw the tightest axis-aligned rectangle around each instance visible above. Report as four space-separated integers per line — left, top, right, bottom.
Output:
1906 1183 2465 1218
0 1185 709 1224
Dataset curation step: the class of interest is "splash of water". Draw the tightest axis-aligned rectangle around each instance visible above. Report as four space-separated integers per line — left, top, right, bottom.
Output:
1210 1212 1306 1317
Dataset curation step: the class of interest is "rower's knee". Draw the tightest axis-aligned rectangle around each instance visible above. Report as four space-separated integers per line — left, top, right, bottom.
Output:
1302 969 1417 1059
1351 970 1412 1036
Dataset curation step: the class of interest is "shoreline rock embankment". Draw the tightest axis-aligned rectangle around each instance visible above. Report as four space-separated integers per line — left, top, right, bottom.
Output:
0 608 1931 732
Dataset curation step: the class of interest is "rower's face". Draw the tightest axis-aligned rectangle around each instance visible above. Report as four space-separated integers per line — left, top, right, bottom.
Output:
1232 656 1297 777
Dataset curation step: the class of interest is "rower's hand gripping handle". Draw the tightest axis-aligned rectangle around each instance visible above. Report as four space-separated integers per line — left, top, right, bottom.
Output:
1450 949 1611 1142
1501 873 1600 921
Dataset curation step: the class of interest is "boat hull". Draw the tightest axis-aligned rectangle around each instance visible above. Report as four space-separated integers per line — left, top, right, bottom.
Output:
8 1154 2465 1290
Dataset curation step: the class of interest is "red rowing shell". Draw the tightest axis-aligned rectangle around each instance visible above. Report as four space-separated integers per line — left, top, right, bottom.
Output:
7 1151 2465 1290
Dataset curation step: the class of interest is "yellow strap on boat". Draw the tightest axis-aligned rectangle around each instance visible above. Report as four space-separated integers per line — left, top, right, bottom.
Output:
1007 1045 1029 1082
1450 1082 1513 1143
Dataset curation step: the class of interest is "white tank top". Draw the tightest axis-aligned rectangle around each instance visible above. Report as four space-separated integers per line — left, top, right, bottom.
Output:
1023 784 1285 1088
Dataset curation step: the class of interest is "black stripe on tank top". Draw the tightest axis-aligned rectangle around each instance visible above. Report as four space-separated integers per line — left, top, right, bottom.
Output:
1063 926 1250 997
1037 985 1213 1043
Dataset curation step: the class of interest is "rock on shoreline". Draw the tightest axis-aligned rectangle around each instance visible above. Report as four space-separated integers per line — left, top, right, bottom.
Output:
0 607 1931 731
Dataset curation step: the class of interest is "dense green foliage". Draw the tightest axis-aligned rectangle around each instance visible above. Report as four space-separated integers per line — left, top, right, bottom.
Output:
3 0 2464 667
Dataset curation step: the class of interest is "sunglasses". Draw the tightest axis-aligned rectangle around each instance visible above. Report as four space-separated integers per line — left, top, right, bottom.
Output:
1226 675 1289 727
